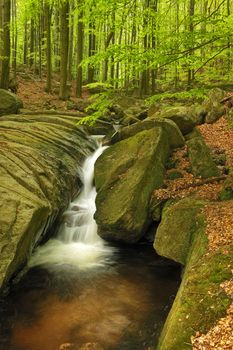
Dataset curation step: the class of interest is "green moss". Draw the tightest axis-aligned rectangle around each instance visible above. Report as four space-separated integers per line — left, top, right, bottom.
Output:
219 174 233 200
95 127 170 243
156 212 232 350
187 137 220 178
166 158 178 170
185 127 202 141
167 170 183 180
154 198 205 265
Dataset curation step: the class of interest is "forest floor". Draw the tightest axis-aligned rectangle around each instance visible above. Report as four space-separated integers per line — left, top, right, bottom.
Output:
17 76 233 350
17 74 90 112
154 117 233 350
191 118 233 350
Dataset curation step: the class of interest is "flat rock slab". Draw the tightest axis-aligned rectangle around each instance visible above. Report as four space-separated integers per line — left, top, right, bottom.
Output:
0 113 93 292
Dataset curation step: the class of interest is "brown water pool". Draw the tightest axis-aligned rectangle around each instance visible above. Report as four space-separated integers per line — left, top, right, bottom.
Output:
0 244 180 350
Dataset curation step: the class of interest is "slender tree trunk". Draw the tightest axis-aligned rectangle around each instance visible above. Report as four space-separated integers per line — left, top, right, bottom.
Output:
76 7 84 97
54 9 60 70
151 0 158 93
11 0 17 80
188 0 195 86
45 2 52 92
87 16 96 83
68 1 74 82
30 19 35 67
0 0 11 89
59 0 69 100
23 19 28 65
140 0 150 97
0 0 4 78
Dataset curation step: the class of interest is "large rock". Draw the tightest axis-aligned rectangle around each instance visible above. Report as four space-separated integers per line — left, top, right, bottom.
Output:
0 113 94 291
154 198 204 265
187 136 220 178
150 106 196 135
202 88 226 124
156 200 232 350
0 89 23 116
111 118 185 149
94 128 170 243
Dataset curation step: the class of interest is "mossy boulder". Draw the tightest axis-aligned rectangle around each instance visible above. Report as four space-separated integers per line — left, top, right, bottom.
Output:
219 173 233 200
154 198 204 265
0 113 94 292
202 88 226 124
94 128 170 243
187 137 220 178
111 118 185 149
151 106 196 135
156 209 232 350
0 89 23 116
185 127 202 141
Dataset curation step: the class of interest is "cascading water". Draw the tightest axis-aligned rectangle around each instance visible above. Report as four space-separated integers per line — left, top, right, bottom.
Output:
29 142 114 270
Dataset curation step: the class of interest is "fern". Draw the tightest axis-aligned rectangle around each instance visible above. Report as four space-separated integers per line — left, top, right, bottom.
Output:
77 90 114 126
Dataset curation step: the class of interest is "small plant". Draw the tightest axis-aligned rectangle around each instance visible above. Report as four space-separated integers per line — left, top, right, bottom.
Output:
78 88 115 126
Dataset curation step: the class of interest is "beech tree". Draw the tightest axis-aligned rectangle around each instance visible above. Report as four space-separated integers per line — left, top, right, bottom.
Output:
0 0 11 89
1 0 233 95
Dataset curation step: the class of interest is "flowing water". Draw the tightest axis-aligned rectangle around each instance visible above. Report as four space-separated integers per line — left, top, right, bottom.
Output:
0 142 180 350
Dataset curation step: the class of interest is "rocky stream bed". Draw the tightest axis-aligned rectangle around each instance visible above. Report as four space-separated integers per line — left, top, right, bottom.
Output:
0 87 233 349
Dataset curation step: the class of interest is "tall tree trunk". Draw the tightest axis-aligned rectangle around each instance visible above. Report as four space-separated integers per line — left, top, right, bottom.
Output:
45 2 52 92
68 1 74 82
30 19 35 67
76 7 84 97
0 0 11 89
151 0 158 93
59 0 69 100
0 0 4 78
23 19 28 65
87 16 96 83
11 0 17 80
140 0 150 97
187 0 195 86
54 9 60 70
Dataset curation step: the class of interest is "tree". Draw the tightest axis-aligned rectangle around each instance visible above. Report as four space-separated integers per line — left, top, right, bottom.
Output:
0 0 11 89
59 0 69 100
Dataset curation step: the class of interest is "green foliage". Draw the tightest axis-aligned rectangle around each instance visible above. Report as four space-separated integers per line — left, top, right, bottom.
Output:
146 88 209 106
78 90 113 126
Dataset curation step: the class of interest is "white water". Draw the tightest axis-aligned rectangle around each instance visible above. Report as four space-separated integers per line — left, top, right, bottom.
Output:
29 142 114 270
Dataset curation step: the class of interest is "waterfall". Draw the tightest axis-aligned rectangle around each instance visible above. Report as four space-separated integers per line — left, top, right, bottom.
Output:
29 142 114 270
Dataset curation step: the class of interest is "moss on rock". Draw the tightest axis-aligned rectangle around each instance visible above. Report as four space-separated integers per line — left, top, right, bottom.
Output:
111 117 185 149
151 106 196 135
0 113 94 292
156 207 232 350
0 89 23 116
95 128 170 243
154 198 204 265
187 137 220 178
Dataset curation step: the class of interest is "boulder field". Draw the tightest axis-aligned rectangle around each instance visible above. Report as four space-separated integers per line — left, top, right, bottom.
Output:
93 90 232 349
0 113 94 292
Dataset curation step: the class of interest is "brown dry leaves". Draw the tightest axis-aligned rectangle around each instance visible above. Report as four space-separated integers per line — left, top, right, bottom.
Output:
152 146 224 203
192 280 233 350
203 202 233 252
191 117 233 350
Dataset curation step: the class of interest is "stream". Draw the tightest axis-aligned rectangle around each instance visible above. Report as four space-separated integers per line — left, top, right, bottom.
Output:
0 141 180 350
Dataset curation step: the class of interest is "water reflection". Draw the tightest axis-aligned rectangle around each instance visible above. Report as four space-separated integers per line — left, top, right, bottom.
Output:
0 246 180 350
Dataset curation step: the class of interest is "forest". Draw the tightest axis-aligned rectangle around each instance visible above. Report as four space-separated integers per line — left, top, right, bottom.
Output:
0 1 233 350
0 0 233 101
